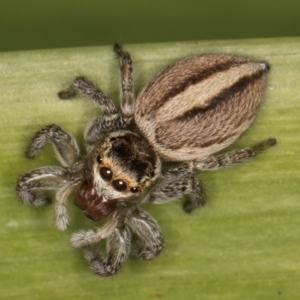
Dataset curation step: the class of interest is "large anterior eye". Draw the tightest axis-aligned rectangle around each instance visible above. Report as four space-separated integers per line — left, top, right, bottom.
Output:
100 167 113 181
112 179 127 192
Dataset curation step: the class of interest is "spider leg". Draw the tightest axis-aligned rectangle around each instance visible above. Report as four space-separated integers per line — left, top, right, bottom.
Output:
26 124 80 167
55 181 78 230
58 76 118 115
16 166 77 230
114 43 135 124
16 166 66 206
146 162 206 213
83 226 131 276
71 212 131 276
18 125 82 229
194 138 276 170
126 209 164 260
70 213 119 248
58 76 125 146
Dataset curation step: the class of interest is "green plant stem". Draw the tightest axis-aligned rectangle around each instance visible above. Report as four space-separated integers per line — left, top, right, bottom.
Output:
1 38 299 299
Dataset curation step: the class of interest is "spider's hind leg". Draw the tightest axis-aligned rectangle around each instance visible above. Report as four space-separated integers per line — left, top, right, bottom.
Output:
194 138 277 170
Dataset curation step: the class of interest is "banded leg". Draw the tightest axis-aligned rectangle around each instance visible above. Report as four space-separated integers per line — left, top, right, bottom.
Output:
58 76 118 116
58 76 124 145
126 209 164 260
27 124 80 167
16 167 75 230
83 226 131 276
55 181 79 230
194 138 276 170
114 43 135 123
147 162 206 213
70 213 119 248
16 166 67 207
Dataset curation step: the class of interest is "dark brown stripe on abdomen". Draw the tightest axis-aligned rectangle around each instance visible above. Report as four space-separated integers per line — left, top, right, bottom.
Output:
136 54 250 117
175 68 266 122
155 67 267 150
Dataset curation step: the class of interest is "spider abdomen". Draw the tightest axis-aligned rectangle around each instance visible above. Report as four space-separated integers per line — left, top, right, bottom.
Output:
134 54 269 161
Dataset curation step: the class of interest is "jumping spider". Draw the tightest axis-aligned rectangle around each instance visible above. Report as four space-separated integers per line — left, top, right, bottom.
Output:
16 44 276 276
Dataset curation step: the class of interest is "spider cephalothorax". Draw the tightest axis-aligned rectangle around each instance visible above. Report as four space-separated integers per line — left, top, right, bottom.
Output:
16 44 276 276
75 131 161 222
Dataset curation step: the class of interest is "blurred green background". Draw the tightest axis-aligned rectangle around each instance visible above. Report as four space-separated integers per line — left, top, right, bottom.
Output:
1 0 300 52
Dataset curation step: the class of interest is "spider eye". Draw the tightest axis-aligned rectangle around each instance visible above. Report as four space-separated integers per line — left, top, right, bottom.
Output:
112 180 127 192
96 156 102 164
100 167 113 181
130 187 139 193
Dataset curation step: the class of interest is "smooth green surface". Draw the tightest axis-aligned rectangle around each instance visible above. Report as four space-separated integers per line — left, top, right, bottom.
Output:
1 0 300 52
1 38 299 299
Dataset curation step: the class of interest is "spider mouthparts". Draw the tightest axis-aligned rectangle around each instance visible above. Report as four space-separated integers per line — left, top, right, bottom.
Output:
74 182 117 222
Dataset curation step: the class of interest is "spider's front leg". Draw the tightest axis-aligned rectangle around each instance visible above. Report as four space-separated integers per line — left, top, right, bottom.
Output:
71 213 131 276
16 166 67 207
147 162 206 213
126 209 164 260
83 226 131 277
16 124 82 230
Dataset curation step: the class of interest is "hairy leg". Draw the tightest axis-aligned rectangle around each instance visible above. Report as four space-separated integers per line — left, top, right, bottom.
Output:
55 181 79 230
58 76 125 145
194 138 276 170
114 43 135 123
83 226 131 276
70 213 119 248
27 124 80 167
147 162 206 212
126 209 164 260
58 76 118 115
16 166 67 207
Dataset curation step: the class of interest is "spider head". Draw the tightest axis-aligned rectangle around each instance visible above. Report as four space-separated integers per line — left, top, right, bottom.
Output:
85 130 161 203
75 131 161 221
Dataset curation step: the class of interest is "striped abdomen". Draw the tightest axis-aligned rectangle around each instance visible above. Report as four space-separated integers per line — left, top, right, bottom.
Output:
134 54 269 161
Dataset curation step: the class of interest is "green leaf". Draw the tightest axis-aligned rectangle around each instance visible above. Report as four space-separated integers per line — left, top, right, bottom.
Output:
1 38 299 299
